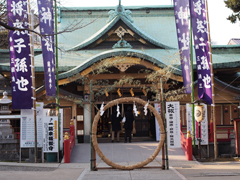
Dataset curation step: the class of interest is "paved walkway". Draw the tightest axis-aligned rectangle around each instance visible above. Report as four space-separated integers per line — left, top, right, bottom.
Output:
0 142 240 180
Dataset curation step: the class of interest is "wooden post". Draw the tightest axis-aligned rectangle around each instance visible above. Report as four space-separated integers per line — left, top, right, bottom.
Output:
206 0 217 159
27 2 37 163
160 78 168 169
92 91 96 169
90 80 96 170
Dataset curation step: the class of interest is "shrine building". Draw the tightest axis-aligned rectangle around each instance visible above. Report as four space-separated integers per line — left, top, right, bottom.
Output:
0 2 240 151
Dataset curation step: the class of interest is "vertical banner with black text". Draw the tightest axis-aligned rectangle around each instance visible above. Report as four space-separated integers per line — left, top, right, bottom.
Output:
43 116 58 152
166 102 181 148
186 103 208 145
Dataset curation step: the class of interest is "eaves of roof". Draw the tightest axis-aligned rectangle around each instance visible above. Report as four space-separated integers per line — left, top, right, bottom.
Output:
36 86 83 99
59 48 182 80
0 49 42 61
212 44 240 54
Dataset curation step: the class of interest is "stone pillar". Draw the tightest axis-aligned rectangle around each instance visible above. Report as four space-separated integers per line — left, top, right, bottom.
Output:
84 104 91 143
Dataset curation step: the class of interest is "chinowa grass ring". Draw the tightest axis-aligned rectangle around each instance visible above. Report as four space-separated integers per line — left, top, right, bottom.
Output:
92 97 165 170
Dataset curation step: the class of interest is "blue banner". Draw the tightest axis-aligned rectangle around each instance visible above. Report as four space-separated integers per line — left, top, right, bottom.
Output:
190 0 212 105
37 0 56 96
8 0 33 109
173 0 191 94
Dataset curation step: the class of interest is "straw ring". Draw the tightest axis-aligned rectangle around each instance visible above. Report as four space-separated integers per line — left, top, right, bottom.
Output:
92 97 165 170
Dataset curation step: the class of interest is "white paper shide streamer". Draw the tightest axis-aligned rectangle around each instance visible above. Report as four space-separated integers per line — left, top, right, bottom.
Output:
100 102 104 116
144 100 149 116
116 103 121 117
133 101 138 117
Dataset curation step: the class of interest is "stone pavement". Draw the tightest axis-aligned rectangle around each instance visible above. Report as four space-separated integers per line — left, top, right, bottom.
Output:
0 142 240 180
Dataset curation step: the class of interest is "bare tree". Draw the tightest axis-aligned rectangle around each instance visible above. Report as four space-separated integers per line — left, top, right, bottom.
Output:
0 0 100 49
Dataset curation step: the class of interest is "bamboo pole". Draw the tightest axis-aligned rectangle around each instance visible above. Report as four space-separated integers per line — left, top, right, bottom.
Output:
54 0 60 161
205 0 217 159
189 9 195 147
161 78 168 170
27 2 37 163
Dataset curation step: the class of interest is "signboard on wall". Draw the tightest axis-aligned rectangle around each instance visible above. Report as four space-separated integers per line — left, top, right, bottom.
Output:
20 102 43 148
186 103 208 145
166 101 181 148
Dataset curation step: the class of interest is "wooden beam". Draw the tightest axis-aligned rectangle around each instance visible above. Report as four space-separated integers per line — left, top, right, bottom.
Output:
59 56 183 85
84 83 169 92
88 73 149 80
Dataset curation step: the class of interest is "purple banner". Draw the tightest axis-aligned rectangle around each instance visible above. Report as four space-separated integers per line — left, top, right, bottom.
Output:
8 0 33 109
37 0 56 96
173 0 191 94
190 0 212 105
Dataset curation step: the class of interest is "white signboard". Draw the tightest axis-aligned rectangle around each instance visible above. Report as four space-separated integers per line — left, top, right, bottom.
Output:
186 103 208 145
43 116 58 152
154 103 161 141
20 102 43 148
166 101 181 148
43 109 63 151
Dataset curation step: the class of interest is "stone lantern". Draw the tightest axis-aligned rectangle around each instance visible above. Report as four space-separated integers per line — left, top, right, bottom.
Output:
0 92 19 161
0 91 12 114
0 91 14 140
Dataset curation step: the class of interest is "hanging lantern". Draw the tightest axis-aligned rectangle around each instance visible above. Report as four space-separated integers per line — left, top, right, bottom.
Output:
194 104 205 122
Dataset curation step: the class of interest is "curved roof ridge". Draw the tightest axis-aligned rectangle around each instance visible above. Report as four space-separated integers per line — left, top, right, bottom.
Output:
67 15 174 51
67 16 120 51
59 49 181 80
120 15 174 49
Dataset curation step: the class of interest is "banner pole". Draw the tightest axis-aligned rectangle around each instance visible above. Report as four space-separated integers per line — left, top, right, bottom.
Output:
54 0 60 161
205 0 217 159
27 1 37 163
189 6 195 147
161 78 168 169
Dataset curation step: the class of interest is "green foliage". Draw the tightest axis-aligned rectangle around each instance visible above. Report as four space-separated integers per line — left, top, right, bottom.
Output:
224 0 240 23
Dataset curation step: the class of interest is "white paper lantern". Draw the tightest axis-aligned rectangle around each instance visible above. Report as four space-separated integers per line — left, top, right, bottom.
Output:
194 105 205 123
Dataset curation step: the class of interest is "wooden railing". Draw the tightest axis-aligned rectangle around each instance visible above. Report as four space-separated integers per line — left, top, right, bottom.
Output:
208 123 234 142
182 123 234 143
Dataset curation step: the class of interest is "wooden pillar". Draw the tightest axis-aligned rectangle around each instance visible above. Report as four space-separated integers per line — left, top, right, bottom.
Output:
206 0 217 159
